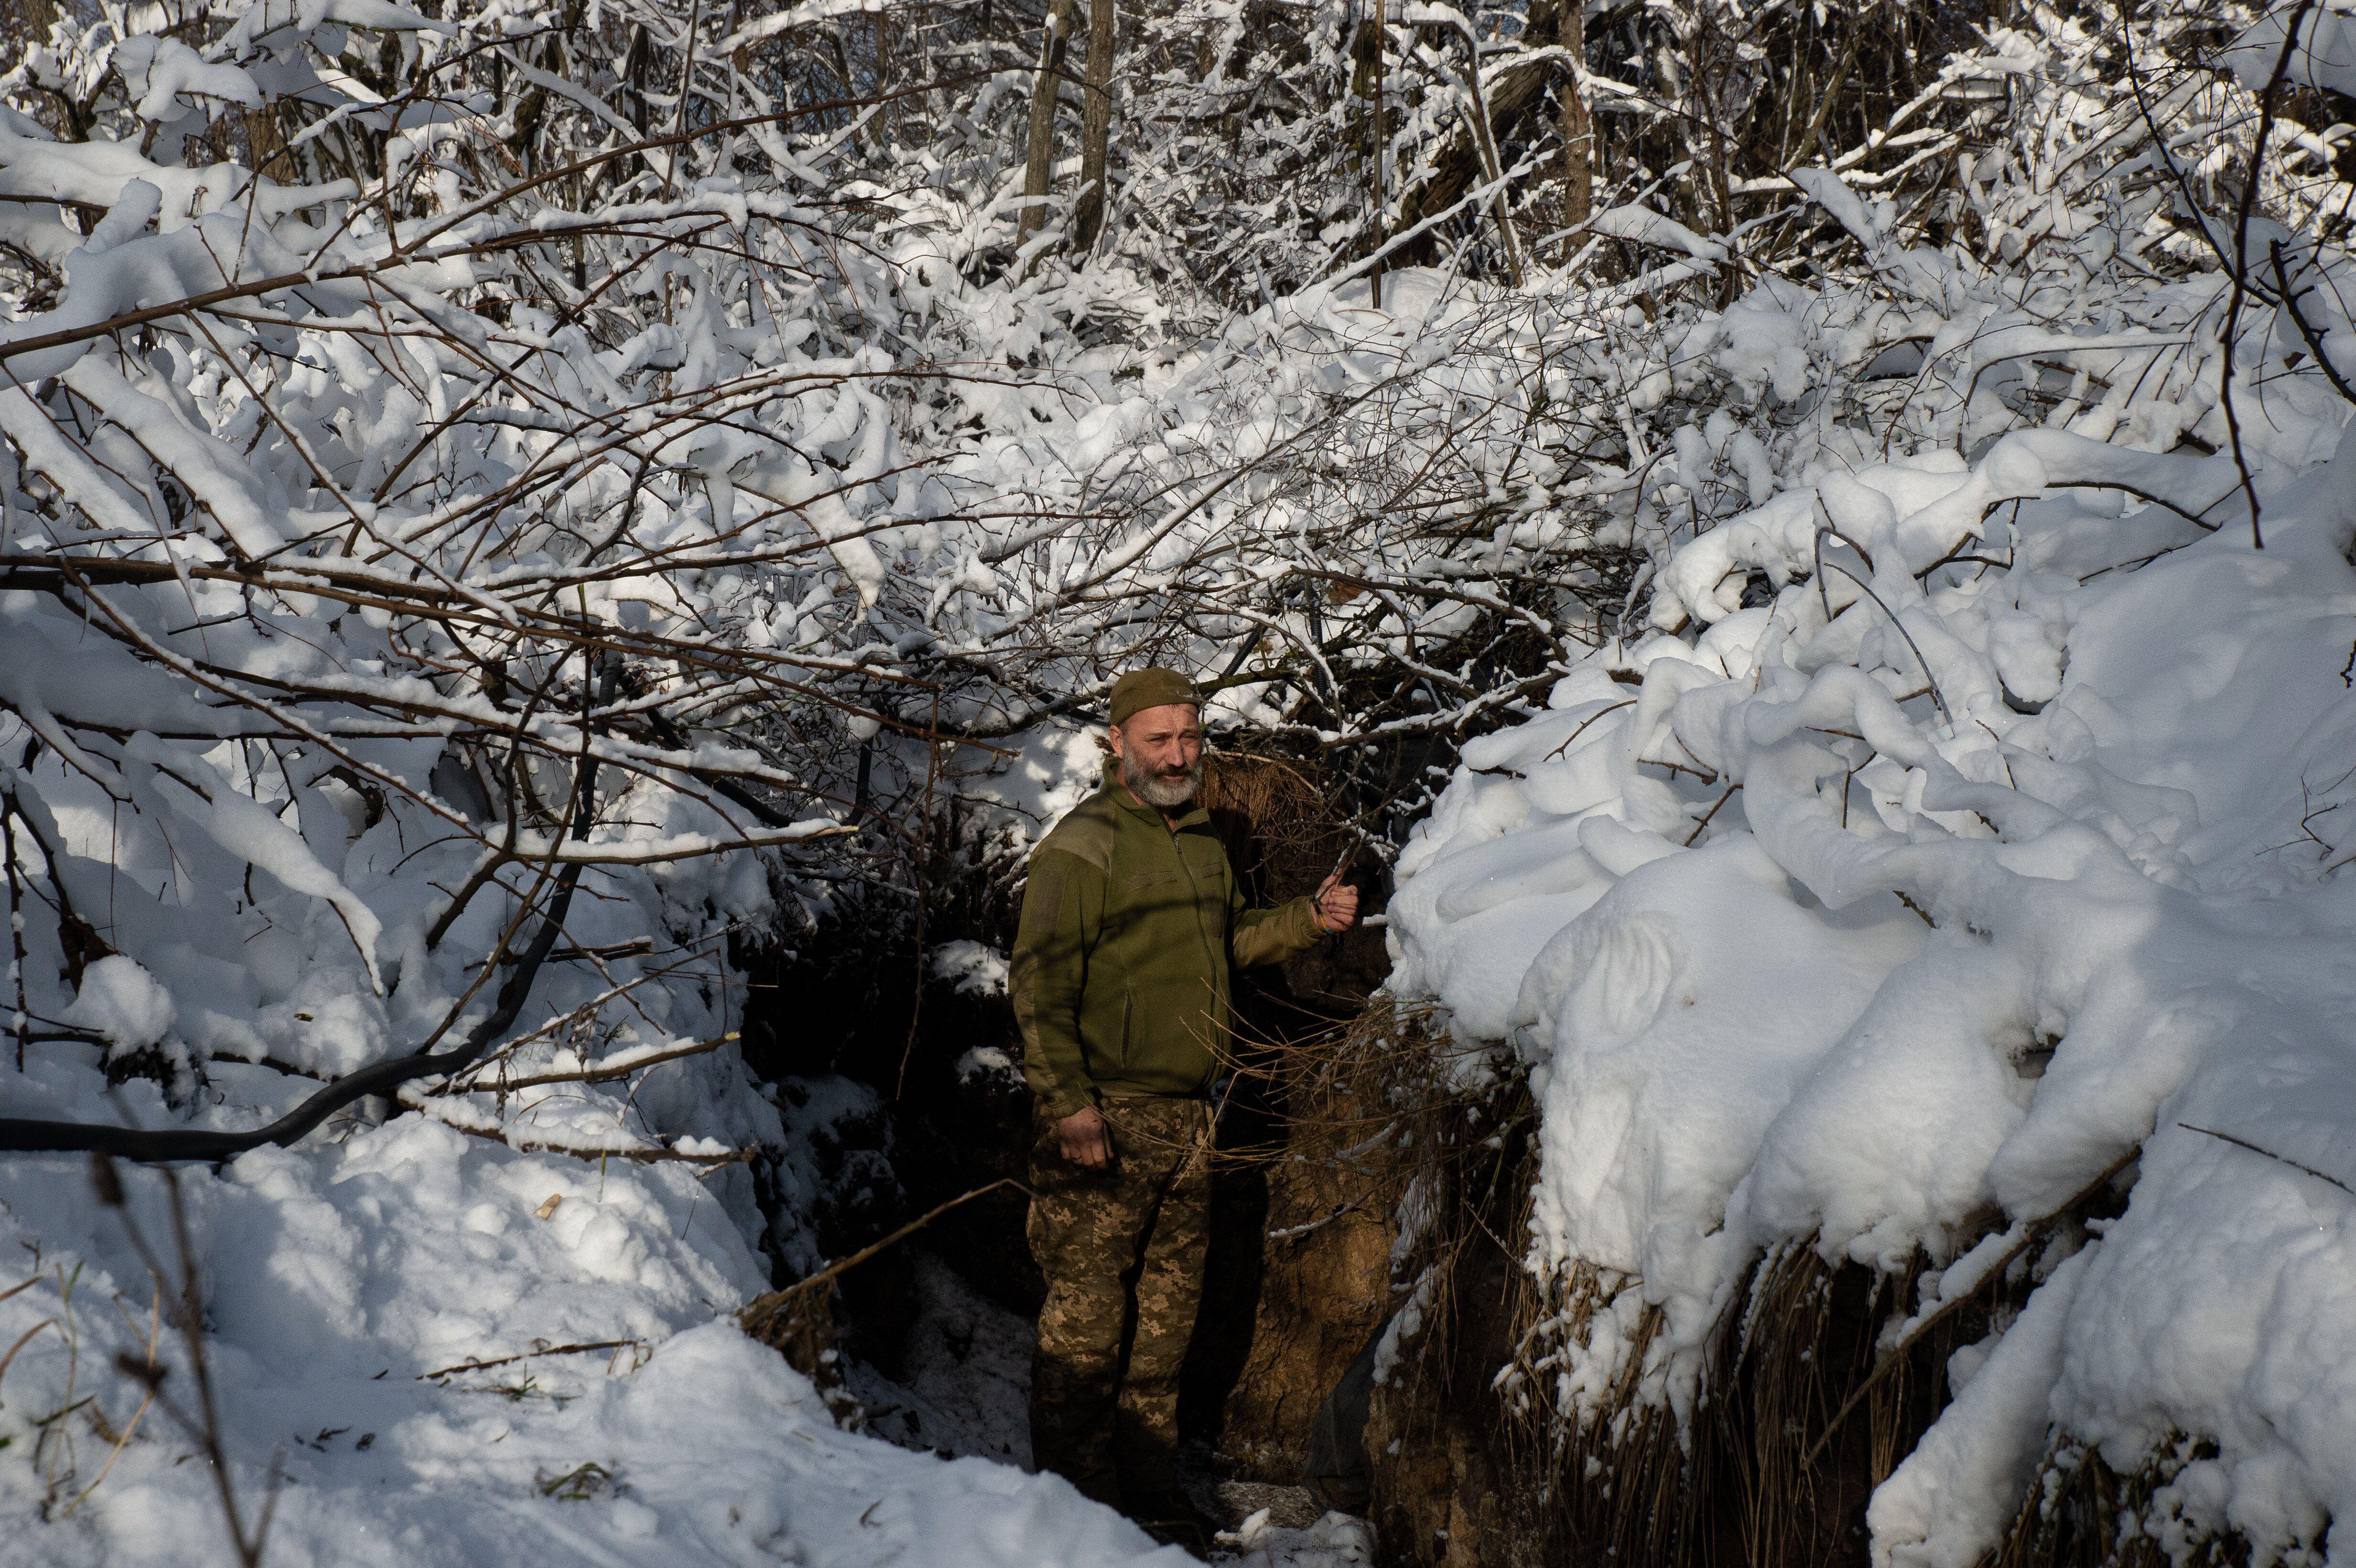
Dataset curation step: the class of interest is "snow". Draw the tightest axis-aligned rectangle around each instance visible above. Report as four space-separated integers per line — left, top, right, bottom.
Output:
108 39 259 125
843 1254 1381 1568
0 1085 1188 1568
1588 204 1727 262
1869 1249 2093 1568
1511 834 1929 1391
1216 1511 1375 1566
1787 167 1883 253
60 955 177 1051
2225 5 2356 102
1385 251 2356 1563
929 940 1010 998
5 0 2356 1560
849 1252 1035 1464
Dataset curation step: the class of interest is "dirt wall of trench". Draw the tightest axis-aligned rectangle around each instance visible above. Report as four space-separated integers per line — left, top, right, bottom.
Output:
1181 754 1397 1475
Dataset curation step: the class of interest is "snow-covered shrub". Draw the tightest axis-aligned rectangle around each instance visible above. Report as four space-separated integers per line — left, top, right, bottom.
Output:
3 0 2348 1556
0 0 1679 1547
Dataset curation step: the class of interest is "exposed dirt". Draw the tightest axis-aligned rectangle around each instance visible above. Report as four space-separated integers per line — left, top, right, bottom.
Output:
1207 1138 1396 1481
1180 756 1396 1481
1359 1131 2066 1568
1361 1160 1549 1568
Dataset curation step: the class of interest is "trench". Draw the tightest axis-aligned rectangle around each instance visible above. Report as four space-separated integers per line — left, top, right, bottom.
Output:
720 749 2074 1568
730 753 1403 1558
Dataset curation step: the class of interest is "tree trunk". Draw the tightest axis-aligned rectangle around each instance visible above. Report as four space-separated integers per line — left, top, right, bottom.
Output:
1447 22 1524 286
1073 0 1117 251
242 107 294 183
1017 0 1078 256
2 0 56 79
1559 0 1591 230
1353 11 1386 307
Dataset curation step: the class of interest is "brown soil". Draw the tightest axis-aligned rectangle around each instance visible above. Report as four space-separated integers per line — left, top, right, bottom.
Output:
1178 751 1397 1478
1212 1136 1396 1478
1365 1230 1549 1568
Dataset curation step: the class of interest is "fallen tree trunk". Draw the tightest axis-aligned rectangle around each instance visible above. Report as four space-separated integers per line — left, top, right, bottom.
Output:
1391 44 1572 266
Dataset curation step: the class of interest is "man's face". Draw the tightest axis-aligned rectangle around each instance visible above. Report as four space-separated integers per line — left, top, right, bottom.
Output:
1110 702 1204 810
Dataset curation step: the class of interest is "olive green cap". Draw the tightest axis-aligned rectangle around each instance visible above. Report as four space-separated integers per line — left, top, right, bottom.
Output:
1107 667 1200 727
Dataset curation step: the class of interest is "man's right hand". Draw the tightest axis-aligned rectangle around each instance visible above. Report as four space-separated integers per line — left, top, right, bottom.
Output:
1055 1105 1112 1169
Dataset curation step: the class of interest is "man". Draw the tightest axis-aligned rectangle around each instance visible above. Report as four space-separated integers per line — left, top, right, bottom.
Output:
1010 666 1359 1550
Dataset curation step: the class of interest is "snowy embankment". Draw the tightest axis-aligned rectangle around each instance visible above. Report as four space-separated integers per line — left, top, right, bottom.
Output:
0 871 1180 1568
1 1051 1180 1568
1388 369 2356 1555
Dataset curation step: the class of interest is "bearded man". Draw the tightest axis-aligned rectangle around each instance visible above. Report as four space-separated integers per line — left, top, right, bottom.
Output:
1010 667 1359 1549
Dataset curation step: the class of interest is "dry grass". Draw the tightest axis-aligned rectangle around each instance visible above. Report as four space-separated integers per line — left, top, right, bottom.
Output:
1363 1115 2163 1566
1198 751 1346 881
1990 1436 2295 1568
1415 1233 1970 1568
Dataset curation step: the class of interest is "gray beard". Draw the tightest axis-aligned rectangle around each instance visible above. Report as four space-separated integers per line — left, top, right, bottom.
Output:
1122 750 1202 810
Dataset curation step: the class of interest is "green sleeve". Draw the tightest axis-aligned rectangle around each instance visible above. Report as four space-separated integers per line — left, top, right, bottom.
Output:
1011 847 1101 1118
1230 875 1327 970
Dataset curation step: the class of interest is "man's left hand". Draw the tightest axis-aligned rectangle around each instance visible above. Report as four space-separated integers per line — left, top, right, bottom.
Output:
1313 872 1360 933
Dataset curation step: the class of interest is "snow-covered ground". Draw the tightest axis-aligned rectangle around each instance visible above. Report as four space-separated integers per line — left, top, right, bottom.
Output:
0 1064 1196 1567
846 1253 1374 1567
2 1023 1367 1568
8 0 2348 1558
849 1252 1036 1465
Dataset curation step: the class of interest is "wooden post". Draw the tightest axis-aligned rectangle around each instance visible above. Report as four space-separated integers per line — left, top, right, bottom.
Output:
1017 0 1078 255
1074 0 1117 251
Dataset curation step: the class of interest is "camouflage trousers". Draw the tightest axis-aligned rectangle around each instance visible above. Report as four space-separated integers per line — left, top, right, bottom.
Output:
1026 1095 1214 1509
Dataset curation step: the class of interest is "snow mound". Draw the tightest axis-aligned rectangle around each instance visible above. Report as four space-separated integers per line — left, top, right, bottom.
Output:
0 1081 1184 1568
60 955 177 1052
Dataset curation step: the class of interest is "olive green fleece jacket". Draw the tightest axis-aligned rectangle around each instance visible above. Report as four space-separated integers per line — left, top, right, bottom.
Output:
1011 775 1329 1117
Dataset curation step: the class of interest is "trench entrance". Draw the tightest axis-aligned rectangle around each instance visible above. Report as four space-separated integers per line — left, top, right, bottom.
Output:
732 753 1403 1558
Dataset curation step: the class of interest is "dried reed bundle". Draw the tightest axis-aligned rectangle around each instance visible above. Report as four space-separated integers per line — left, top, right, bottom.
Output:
1378 1108 2079 1567
1991 1435 2292 1568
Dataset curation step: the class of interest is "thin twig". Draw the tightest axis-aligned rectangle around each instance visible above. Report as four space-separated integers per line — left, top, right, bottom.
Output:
421 1339 645 1382
740 1177 1036 1339
2179 1122 2354 1196
2218 0 2321 551
1798 1143 2141 1472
